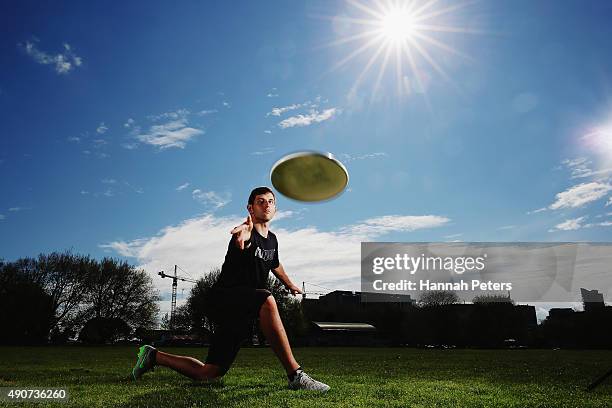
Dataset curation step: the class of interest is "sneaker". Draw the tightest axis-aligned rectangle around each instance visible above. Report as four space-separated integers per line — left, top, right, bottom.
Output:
132 345 156 380
288 370 330 392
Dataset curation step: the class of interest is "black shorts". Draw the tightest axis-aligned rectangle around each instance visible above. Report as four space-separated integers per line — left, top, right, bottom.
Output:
204 286 271 374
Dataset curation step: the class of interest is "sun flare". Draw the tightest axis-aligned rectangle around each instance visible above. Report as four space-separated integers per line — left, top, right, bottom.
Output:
325 0 480 100
380 8 417 43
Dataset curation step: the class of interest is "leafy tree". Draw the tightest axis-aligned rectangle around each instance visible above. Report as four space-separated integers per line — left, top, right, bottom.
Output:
79 317 131 344
81 257 159 332
0 263 54 344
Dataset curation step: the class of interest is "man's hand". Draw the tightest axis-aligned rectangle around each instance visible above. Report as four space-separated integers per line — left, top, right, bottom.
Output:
286 283 303 296
230 215 253 250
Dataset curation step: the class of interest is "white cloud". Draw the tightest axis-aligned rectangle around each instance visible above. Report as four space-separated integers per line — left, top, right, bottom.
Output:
341 215 450 237
562 157 612 179
137 119 204 149
67 136 80 143
223 102 231 108
121 143 138 150
0 214 5 220
251 147 274 156
549 182 612 210
264 130 272 134
148 109 190 122
192 189 231 210
101 178 116 184
176 182 190 191
101 211 452 305
124 118 135 128
340 152 387 162
267 104 302 117
278 108 340 129
196 110 217 116
498 225 516 230
551 216 587 231
607 197 612 207
96 122 108 134
21 41 83 74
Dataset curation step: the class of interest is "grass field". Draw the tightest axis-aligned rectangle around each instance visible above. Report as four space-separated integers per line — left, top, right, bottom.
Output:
0 346 610 407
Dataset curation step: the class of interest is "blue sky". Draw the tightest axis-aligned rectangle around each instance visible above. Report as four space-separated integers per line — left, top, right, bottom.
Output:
2 1 612 315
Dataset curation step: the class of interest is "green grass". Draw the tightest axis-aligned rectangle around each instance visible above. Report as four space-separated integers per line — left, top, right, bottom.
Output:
0 346 610 407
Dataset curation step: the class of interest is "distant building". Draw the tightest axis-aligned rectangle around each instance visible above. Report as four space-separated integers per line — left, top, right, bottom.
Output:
581 288 605 312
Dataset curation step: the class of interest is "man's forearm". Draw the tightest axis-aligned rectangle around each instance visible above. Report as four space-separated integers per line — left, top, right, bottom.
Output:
272 264 296 288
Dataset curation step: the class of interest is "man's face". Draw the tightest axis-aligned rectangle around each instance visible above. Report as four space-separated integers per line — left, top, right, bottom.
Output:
248 192 276 222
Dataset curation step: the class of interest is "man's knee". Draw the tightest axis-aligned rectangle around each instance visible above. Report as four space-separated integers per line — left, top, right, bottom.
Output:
196 364 224 381
260 295 277 313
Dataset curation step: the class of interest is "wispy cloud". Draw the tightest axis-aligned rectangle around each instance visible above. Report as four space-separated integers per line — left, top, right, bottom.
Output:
222 102 231 108
148 109 191 122
176 182 190 191
96 122 108 134
551 216 587 231
278 108 340 129
196 109 217 116
191 189 231 210
550 215 612 231
101 178 116 184
136 119 204 149
0 214 4 221
341 215 450 237
20 40 82 74
267 104 303 117
250 147 274 156
340 152 387 162
562 157 612 179
267 88 279 98
9 207 27 212
549 182 612 210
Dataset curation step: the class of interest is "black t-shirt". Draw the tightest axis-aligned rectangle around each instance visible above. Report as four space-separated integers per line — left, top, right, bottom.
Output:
214 228 280 290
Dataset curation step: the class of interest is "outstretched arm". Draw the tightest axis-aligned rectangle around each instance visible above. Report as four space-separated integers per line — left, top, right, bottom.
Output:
272 263 302 295
230 215 253 250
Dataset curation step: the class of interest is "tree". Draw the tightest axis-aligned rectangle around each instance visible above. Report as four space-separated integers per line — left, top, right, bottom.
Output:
79 317 131 344
36 251 92 335
0 262 54 344
81 257 159 333
187 268 221 334
419 290 459 307
472 294 514 304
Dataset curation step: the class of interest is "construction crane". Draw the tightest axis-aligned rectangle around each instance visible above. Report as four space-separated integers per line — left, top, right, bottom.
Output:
158 265 197 329
301 282 330 299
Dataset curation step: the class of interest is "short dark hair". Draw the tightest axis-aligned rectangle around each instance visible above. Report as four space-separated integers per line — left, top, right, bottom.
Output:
248 186 275 205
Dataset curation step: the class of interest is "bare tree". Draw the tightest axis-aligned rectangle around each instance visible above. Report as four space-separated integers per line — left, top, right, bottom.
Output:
472 294 514 304
419 290 459 307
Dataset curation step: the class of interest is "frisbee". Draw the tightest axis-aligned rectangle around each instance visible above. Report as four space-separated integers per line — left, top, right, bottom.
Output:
270 151 349 202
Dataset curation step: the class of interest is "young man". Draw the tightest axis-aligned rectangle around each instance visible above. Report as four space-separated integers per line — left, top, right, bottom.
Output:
132 186 330 391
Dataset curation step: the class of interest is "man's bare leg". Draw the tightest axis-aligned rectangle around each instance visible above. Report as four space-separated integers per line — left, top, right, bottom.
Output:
156 351 222 381
258 295 300 374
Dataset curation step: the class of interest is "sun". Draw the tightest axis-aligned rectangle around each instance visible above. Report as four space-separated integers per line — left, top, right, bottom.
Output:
323 0 480 100
380 7 417 43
